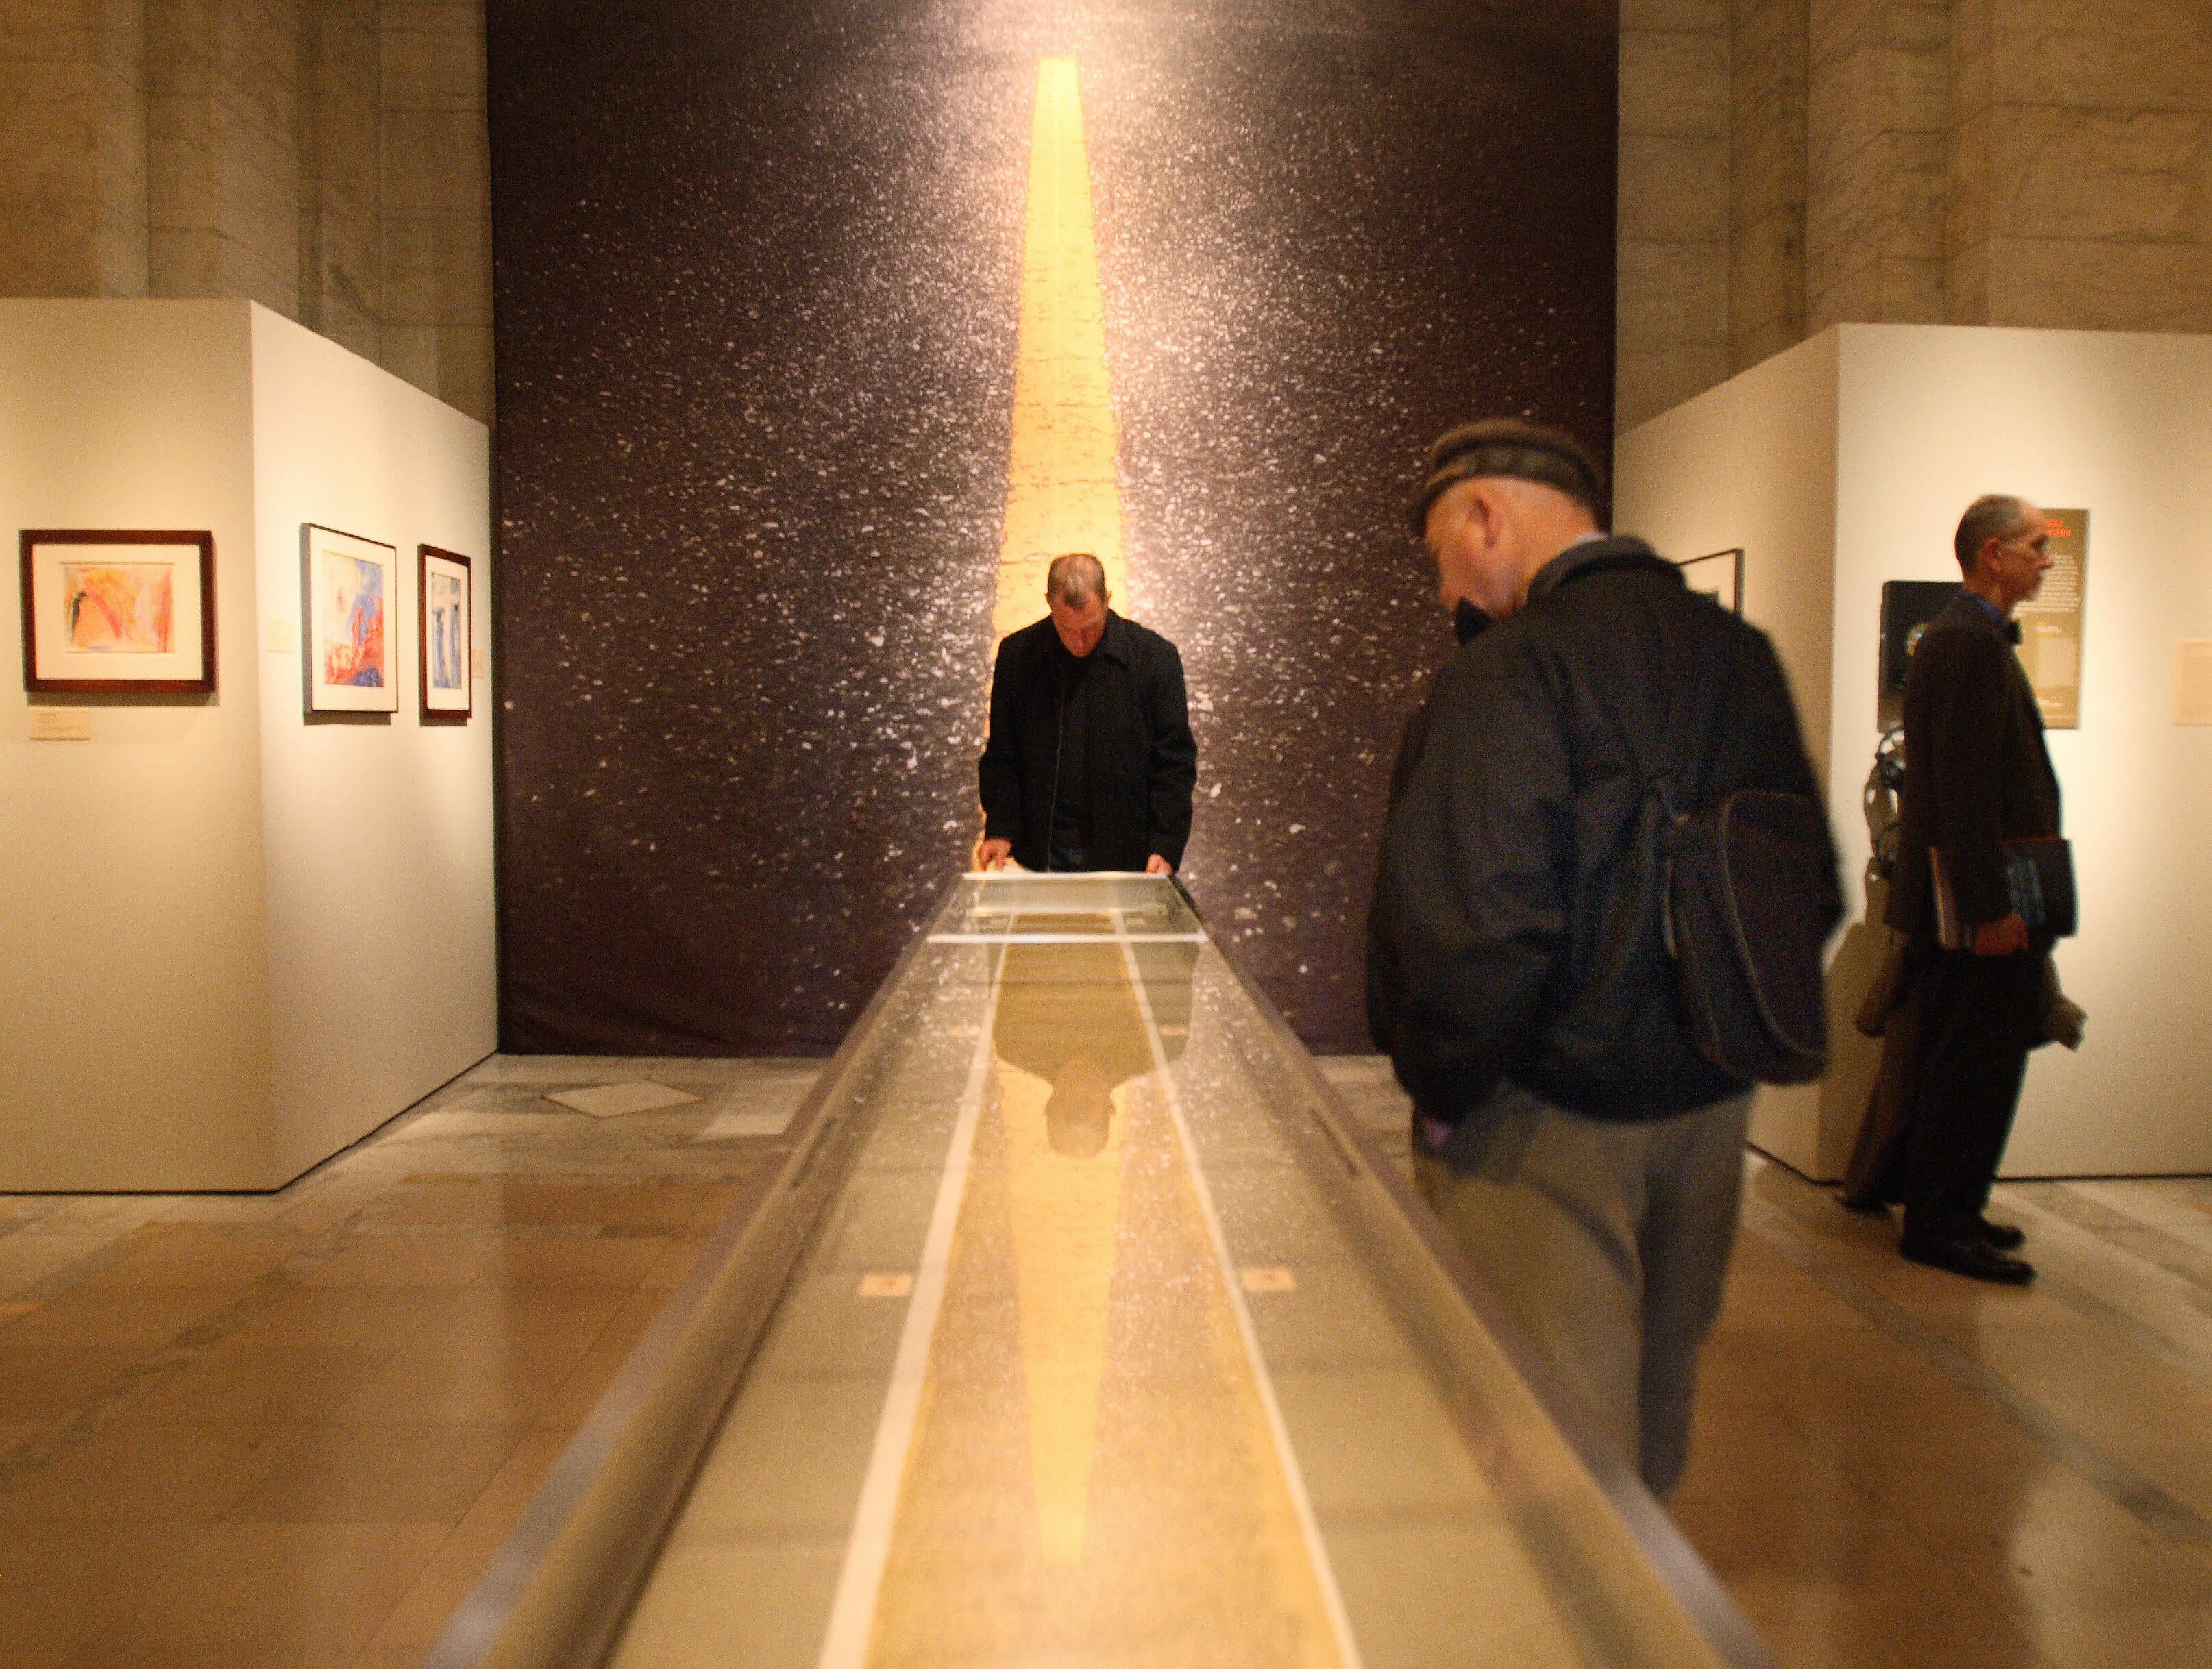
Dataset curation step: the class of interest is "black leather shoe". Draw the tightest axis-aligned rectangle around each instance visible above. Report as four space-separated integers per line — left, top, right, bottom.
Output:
1976 1216 2026 1251
1901 1234 2035 1285
1836 1192 1892 1218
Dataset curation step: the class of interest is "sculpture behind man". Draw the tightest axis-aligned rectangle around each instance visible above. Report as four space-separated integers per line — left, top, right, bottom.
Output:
1368 418 1836 1496
977 554 1196 875
1884 495 2063 1285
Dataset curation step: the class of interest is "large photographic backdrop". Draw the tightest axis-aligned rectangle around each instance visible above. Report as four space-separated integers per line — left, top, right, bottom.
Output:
490 0 1619 1053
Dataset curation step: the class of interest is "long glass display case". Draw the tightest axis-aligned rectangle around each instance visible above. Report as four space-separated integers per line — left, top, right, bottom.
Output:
429 873 1774 1669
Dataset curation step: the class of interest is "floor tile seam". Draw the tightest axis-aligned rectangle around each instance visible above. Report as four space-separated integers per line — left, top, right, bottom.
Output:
0 1200 71 1242
2019 1268 2212 1392
1307 1500 1498 1533
1688 1511 2074 1668
2014 1185 2212 1305
655 1522 868 1552
2054 1180 2212 1235
1988 1200 2212 1380
1755 1174 2212 1378
218 1429 537 1529
2093 1231 2212 1311
5 1224 180 1307
336 1517 482 1666
0 1186 415 1484
350 1222 626 1241
1738 1193 2212 1553
2013 1180 2153 1235
1865 1488 2212 1615
394 1162 759 1184
387 1134 757 1162
71 1529 458 1666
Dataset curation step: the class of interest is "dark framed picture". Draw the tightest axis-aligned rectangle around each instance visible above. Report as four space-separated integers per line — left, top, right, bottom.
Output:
419 545 473 721
1878 579 1961 730
1677 547 1744 615
19 529 217 695
302 523 399 713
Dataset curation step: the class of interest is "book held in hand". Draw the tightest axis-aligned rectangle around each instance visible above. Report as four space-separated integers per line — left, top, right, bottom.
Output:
1930 837 2076 949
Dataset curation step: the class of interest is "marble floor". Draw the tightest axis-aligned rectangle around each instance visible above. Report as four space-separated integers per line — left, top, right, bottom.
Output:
0 1054 2207 1667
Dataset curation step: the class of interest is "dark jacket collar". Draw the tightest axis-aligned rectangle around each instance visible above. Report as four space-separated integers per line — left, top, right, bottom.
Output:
1525 534 1673 604
1952 586 2024 645
1094 608 1133 665
1037 608 1132 667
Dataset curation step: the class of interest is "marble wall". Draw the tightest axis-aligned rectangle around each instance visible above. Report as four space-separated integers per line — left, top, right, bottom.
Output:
296 0 380 360
8 3 2198 442
0 0 491 420
378 0 489 422
1617 0 1731 430
1950 0 2212 332
1615 0 2212 430
1804 0 1948 334
1729 0 1807 372
0 0 149 297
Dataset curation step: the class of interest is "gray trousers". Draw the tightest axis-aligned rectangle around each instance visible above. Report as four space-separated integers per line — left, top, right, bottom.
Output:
1414 1084 1753 1498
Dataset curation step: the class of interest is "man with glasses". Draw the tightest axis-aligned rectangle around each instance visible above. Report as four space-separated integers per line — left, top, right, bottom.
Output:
1884 496 2061 1283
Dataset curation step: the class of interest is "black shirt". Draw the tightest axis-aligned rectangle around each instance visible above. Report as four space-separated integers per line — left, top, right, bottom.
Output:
1050 640 1090 843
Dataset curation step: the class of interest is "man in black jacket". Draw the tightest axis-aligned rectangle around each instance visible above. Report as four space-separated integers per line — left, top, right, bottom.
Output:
978 554 1196 874
1884 495 2060 1285
1368 419 1834 1497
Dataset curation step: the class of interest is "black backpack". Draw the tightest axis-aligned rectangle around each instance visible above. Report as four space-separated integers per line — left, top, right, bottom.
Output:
1654 782 1840 1085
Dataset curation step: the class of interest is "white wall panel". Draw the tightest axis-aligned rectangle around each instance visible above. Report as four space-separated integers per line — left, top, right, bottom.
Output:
1620 321 2212 1178
0 298 491 1189
249 305 495 1180
1615 330 1846 1177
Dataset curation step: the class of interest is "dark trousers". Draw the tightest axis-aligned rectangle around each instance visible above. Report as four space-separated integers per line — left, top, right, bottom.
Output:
1901 945 2043 1238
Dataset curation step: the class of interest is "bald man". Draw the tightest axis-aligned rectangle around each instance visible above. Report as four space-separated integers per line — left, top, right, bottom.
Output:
1368 417 1836 1496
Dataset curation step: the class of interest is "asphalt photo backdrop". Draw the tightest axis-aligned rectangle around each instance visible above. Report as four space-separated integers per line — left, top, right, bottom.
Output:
489 0 1619 1053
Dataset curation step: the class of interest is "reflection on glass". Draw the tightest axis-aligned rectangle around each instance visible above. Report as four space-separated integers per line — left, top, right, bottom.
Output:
600 876 1747 1669
992 935 1193 1155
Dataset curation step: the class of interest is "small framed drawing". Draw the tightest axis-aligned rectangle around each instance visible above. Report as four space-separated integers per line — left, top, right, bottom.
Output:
302 523 398 713
418 545 473 721
20 529 217 694
1677 547 1745 615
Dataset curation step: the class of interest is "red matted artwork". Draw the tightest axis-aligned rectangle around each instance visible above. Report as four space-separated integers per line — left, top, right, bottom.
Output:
20 530 216 694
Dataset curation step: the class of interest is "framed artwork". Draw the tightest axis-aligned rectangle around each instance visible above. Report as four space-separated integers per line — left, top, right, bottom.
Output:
302 523 398 713
1878 579 1961 731
1677 547 1744 615
418 545 474 721
19 529 216 695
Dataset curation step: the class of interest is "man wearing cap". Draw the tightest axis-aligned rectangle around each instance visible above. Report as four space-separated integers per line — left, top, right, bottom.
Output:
1368 417 1834 1497
978 552 1196 875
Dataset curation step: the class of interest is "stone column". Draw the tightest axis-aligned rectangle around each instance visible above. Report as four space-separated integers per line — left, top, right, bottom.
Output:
147 0 304 315
1617 0 1734 432
1729 0 1807 369
1804 0 1948 331
0 0 149 295
1950 0 2212 330
380 0 490 421
297 0 380 359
